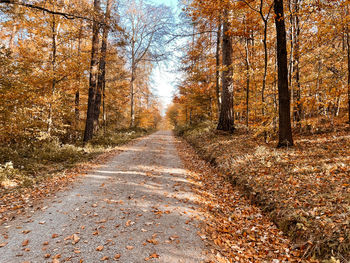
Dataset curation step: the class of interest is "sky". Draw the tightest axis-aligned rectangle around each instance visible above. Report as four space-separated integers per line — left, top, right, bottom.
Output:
150 0 181 114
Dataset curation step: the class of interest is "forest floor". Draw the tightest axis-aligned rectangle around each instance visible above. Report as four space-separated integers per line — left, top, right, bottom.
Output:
0 130 311 263
0 131 207 263
0 128 152 225
176 122 350 262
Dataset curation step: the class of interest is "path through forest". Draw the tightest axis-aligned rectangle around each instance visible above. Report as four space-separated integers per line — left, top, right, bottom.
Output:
0 131 207 263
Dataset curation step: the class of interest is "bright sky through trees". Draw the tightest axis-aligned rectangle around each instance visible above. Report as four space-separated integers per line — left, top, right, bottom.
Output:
151 0 180 114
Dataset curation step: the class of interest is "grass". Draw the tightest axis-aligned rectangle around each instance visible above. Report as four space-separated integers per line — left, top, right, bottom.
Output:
0 127 153 191
175 121 350 262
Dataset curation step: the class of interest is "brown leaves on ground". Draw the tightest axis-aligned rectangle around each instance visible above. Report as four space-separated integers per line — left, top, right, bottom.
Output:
22 239 29 246
0 242 8 247
0 148 123 227
96 245 104 251
64 233 80 244
180 125 350 261
144 253 159 261
176 137 308 263
146 234 159 245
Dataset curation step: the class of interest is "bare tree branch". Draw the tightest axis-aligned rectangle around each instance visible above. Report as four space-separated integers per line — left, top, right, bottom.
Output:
0 0 95 22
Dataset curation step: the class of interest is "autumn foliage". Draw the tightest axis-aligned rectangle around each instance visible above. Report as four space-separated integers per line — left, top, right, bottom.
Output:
0 0 161 147
169 0 350 140
167 0 350 261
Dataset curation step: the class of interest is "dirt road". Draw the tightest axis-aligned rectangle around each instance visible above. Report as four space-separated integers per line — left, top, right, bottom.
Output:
0 131 207 263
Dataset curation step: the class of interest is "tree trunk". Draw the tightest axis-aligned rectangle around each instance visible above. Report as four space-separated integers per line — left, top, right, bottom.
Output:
93 0 111 132
83 0 101 142
130 30 136 128
288 0 294 123
102 80 106 130
130 67 135 127
293 0 302 125
273 54 278 131
262 19 268 141
75 91 79 121
274 0 293 147
217 9 234 133
347 13 350 124
75 24 83 125
215 19 222 117
48 13 58 134
245 29 250 129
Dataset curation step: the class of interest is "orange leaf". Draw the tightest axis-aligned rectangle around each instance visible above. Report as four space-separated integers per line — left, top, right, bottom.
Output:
0 242 7 248
22 239 29 246
96 245 104 251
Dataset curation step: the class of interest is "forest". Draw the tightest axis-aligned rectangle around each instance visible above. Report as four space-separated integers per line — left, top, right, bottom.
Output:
0 0 168 188
0 0 350 262
166 0 350 261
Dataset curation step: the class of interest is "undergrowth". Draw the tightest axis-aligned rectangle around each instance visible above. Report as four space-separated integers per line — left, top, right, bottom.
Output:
0 128 153 191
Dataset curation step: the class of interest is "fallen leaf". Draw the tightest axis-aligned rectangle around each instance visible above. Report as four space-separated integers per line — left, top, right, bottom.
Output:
0 242 8 248
126 246 134 250
72 234 80 244
146 237 159 245
96 245 104 251
22 239 29 246
145 253 159 261
125 220 134 227
100 256 109 261
114 253 121 260
52 233 59 238
169 235 179 241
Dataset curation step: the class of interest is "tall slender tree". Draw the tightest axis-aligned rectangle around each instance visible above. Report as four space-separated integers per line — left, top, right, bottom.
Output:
217 9 235 132
215 18 222 116
83 0 101 142
274 0 293 147
93 0 112 132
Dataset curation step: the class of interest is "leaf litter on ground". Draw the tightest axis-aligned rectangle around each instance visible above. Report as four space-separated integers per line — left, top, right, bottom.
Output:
176 136 313 263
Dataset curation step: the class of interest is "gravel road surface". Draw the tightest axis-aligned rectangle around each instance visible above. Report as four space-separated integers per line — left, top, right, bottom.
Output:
0 131 207 263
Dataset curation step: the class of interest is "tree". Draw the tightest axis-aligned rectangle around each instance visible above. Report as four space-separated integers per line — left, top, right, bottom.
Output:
215 18 222 117
122 0 173 127
83 0 101 142
93 0 112 132
274 0 293 147
217 9 235 132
